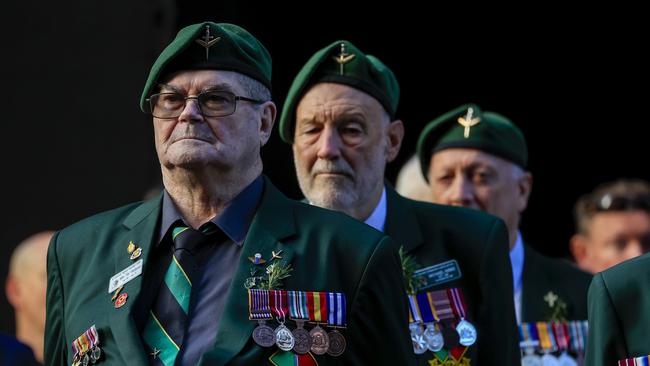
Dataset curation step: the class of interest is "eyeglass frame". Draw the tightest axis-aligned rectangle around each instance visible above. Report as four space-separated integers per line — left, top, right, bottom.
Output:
145 89 266 119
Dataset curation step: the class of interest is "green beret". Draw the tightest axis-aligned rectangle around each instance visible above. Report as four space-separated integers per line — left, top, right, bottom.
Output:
417 103 528 181
139 22 271 112
279 40 399 143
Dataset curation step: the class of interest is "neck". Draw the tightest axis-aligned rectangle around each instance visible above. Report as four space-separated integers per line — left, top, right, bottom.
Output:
348 183 384 222
15 316 43 363
162 163 261 228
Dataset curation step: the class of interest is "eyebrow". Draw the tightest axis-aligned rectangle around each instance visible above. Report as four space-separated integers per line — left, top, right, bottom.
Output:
157 83 236 94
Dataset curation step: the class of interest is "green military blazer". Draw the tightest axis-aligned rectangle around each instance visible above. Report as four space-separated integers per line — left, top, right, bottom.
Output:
45 178 415 366
520 245 592 322
384 186 520 365
586 252 650 365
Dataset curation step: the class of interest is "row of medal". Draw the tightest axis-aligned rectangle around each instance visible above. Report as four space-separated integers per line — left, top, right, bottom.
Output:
519 320 588 366
248 289 347 357
408 287 477 354
618 355 650 366
71 325 102 366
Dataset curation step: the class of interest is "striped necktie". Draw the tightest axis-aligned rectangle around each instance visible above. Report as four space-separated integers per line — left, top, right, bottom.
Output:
142 221 221 365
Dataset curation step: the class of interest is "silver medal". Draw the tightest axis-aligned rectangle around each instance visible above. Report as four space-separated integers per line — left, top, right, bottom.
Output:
327 329 347 357
252 321 276 347
558 352 578 366
90 346 102 363
541 353 561 366
309 324 330 355
275 323 295 352
423 323 444 352
522 354 543 366
409 323 427 355
456 318 477 346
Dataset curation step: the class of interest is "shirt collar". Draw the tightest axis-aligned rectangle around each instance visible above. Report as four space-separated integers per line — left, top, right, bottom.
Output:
509 230 524 294
158 175 264 247
364 187 387 232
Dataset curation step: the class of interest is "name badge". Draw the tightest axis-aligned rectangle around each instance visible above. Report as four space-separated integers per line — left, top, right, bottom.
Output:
413 259 462 292
108 259 143 293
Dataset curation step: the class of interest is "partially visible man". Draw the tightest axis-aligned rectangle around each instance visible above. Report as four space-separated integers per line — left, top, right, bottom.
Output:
417 104 592 325
280 40 519 365
586 252 650 365
570 179 650 273
395 154 432 202
0 333 40 366
5 230 53 364
45 23 412 366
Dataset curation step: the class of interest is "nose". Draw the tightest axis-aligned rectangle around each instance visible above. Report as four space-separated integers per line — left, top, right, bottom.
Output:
316 126 343 160
178 97 204 123
448 175 474 207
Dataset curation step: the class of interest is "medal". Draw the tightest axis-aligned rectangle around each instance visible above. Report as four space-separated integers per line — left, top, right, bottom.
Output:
522 354 543 366
287 291 312 354
324 291 347 357
327 329 346 357
448 288 477 346
309 324 330 355
541 353 560 366
292 320 312 355
557 352 578 366
252 321 276 347
249 289 276 347
409 323 427 354
71 325 101 366
269 290 295 351
274 323 295 352
423 323 444 352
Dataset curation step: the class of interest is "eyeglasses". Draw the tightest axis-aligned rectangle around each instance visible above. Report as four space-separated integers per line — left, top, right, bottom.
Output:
588 193 650 212
146 90 265 118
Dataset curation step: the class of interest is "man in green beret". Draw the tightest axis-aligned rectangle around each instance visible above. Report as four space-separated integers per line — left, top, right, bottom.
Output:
280 40 520 365
417 105 593 343
44 23 413 366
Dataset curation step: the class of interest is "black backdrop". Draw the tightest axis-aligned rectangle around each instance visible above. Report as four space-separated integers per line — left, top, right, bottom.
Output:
1 1 646 334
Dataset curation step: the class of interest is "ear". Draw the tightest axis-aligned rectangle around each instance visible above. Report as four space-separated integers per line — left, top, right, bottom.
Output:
570 234 590 270
258 101 277 147
5 275 21 308
385 119 404 163
517 171 533 213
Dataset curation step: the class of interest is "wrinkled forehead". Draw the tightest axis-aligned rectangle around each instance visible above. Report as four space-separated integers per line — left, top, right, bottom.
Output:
430 148 515 172
296 82 387 119
159 69 247 94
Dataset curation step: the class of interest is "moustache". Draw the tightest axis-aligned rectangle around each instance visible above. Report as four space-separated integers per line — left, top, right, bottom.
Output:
311 160 354 179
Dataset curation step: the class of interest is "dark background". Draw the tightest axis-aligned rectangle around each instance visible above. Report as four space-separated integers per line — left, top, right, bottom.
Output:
1 2 646 333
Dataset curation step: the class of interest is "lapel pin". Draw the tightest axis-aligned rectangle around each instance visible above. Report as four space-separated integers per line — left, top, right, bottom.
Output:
271 250 283 260
248 253 266 265
114 292 128 309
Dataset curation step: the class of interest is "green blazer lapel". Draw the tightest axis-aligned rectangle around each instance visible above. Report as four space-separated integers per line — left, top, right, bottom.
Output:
384 185 424 253
208 178 296 363
108 196 162 366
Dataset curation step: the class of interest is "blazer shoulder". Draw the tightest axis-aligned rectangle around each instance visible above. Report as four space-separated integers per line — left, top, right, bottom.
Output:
406 197 503 230
291 200 386 243
598 252 650 294
58 201 145 236
526 245 593 286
